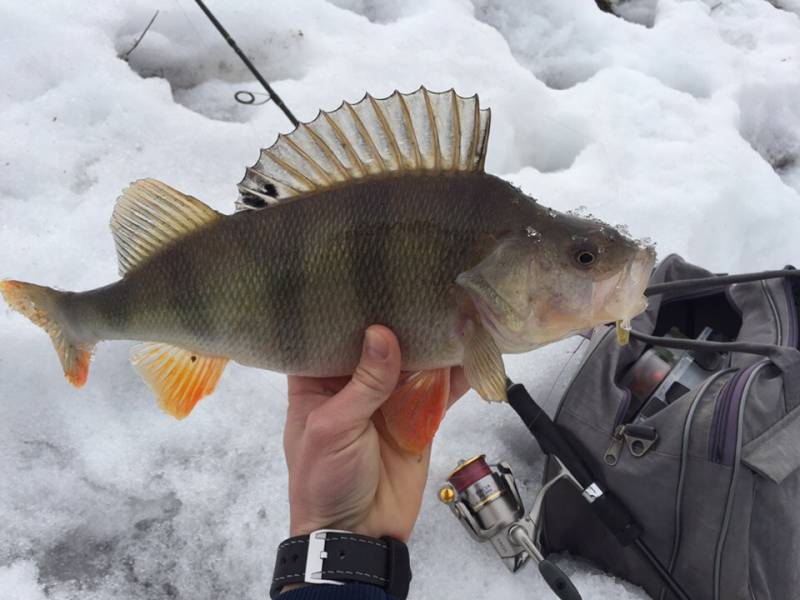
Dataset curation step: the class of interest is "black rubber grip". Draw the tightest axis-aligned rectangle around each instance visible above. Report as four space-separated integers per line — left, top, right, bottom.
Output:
590 491 644 546
507 382 595 487
539 559 582 600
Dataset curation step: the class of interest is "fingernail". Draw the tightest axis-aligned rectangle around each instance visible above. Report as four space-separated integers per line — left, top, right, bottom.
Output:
364 328 389 361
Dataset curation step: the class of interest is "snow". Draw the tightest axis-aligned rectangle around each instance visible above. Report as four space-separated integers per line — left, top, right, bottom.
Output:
1 0 799 598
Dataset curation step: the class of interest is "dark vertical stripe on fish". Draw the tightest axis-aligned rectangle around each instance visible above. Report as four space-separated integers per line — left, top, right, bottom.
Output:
353 200 390 328
107 281 132 333
167 245 213 340
295 203 313 369
274 208 306 368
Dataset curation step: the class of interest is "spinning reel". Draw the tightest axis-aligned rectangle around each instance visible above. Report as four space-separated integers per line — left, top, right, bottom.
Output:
438 454 582 600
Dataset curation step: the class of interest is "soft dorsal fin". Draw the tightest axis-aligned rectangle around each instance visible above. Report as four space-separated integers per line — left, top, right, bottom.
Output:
236 86 492 211
111 179 221 276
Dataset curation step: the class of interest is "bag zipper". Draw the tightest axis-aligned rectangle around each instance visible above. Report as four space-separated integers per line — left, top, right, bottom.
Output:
708 372 735 464
605 388 659 465
604 422 659 465
707 276 788 464
707 365 762 465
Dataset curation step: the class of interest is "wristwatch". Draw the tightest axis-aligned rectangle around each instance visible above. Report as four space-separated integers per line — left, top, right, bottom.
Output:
270 529 411 599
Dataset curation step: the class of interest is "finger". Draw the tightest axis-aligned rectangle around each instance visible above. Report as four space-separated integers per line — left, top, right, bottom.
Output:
285 376 325 431
284 375 349 440
317 325 401 429
287 374 350 399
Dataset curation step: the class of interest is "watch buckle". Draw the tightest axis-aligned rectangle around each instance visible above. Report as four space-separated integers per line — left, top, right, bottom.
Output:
304 529 349 585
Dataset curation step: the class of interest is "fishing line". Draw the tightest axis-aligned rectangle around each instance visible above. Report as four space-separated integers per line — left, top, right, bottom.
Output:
121 10 160 61
191 0 299 127
172 0 213 51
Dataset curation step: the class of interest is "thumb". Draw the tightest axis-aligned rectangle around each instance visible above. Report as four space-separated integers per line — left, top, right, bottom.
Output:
323 325 401 428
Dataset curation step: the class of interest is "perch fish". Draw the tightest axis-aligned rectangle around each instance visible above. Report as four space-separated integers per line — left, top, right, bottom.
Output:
1 87 655 452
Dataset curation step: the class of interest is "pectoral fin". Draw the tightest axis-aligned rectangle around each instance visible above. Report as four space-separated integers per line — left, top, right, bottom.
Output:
463 322 507 402
380 368 450 453
131 342 229 419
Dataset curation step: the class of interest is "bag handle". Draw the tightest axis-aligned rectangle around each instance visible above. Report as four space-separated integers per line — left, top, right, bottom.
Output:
644 268 799 297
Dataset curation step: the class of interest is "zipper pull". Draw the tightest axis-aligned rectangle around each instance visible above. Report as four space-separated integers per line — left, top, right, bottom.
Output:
604 424 659 466
604 425 626 466
622 424 659 457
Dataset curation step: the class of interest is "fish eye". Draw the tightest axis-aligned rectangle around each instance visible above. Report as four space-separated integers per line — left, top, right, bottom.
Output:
574 247 597 268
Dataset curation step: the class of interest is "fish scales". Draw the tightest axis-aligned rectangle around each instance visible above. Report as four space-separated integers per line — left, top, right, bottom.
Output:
1 87 655 452
63 173 524 375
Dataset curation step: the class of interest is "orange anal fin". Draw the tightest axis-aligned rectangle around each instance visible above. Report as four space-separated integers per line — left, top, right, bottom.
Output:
380 368 450 454
130 342 229 419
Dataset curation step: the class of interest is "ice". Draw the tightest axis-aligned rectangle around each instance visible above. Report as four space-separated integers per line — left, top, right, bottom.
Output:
2 0 800 599
615 223 632 237
568 205 591 218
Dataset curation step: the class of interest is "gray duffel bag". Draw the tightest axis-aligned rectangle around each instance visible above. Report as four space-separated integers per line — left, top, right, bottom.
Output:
541 254 800 600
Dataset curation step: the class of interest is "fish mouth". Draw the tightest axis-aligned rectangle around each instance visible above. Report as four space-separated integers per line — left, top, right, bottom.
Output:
592 246 655 323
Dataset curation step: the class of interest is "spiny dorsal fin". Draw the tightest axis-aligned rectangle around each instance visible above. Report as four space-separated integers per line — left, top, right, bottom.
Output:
111 179 221 276
236 86 492 211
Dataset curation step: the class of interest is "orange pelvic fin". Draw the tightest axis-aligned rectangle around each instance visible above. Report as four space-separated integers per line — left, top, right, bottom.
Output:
130 342 229 419
380 368 450 454
1 279 94 387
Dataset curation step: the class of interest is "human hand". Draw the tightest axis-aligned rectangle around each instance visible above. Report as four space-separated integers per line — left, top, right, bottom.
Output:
283 325 468 542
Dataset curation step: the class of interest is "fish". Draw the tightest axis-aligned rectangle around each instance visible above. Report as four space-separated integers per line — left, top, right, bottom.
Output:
1 87 655 452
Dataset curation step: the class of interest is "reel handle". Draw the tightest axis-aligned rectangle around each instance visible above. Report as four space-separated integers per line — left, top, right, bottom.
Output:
510 524 582 600
539 560 582 600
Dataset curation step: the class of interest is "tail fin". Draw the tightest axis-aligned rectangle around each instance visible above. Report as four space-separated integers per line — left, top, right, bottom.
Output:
1 280 94 387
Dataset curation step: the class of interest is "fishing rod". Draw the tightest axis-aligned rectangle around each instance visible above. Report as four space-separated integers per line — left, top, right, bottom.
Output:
192 0 299 127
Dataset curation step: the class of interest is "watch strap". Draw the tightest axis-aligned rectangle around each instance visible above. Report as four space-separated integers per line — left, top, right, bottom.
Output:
271 530 411 599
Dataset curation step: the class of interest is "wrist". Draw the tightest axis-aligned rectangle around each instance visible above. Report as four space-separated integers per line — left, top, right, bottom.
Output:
290 515 413 542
